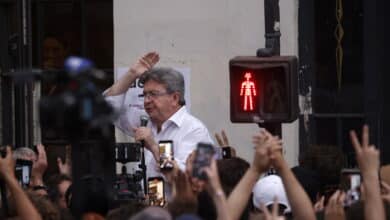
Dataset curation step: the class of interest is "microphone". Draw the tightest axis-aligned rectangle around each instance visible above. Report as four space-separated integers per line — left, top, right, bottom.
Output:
139 115 149 147
140 115 149 127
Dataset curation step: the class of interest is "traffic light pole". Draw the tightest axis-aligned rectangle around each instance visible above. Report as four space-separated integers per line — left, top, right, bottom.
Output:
258 122 282 138
257 0 282 138
257 0 281 57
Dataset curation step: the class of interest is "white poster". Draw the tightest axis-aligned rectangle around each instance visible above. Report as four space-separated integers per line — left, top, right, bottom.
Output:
116 67 191 111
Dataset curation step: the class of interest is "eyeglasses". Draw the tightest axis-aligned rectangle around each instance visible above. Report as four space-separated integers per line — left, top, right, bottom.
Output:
138 91 170 99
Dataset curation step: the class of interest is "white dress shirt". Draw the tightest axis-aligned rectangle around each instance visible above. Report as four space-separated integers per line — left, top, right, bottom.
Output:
105 93 214 178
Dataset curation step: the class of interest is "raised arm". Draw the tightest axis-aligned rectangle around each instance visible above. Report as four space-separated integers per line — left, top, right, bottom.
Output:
30 144 48 189
226 129 281 220
0 147 42 220
350 125 385 220
267 131 316 220
204 158 231 220
104 51 159 97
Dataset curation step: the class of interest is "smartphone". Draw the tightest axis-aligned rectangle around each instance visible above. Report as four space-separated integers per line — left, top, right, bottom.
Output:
158 140 174 170
15 159 33 188
222 147 232 159
192 142 215 180
148 177 165 206
340 168 361 206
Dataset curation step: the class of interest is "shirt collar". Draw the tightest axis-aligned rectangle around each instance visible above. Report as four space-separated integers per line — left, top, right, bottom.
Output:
167 106 187 128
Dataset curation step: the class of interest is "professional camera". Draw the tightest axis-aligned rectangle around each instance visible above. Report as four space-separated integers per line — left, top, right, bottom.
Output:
39 57 116 139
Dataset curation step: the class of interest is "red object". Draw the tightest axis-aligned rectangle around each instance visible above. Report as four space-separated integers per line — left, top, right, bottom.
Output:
229 56 298 123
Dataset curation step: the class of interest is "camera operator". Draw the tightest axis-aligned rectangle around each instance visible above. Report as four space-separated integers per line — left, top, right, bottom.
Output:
104 52 213 178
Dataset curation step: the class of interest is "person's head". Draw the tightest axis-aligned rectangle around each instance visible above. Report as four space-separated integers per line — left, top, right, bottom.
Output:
300 144 345 186
105 201 147 220
12 147 37 161
130 206 172 220
47 174 72 209
42 36 68 69
217 157 250 195
69 175 109 218
27 192 61 220
168 198 198 219
252 175 291 215
140 67 185 125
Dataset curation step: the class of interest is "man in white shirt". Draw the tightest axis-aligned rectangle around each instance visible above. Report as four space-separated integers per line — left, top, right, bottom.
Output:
104 52 213 177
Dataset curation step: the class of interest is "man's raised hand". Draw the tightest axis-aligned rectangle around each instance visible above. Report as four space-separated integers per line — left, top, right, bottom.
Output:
129 52 160 77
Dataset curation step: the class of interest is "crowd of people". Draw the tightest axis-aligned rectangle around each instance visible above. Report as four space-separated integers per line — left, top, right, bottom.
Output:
0 52 388 220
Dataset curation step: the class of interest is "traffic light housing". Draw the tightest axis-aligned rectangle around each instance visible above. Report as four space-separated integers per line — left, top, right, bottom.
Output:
229 56 298 123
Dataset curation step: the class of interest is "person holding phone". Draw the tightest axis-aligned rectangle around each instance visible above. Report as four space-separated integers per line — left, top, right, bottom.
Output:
104 52 213 178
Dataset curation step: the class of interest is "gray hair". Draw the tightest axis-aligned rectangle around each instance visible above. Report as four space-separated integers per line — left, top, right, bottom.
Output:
129 207 172 220
140 67 186 106
12 147 37 161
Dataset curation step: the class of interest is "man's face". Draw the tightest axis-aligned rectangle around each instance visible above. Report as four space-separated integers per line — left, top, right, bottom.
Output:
143 80 179 124
42 37 66 69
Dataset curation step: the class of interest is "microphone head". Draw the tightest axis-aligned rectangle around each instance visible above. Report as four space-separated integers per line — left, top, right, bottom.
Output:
140 115 149 127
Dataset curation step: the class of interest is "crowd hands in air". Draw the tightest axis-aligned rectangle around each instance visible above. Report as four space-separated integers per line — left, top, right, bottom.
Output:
0 51 388 220
0 126 387 220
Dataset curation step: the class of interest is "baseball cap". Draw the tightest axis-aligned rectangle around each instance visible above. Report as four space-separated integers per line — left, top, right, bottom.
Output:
252 174 291 213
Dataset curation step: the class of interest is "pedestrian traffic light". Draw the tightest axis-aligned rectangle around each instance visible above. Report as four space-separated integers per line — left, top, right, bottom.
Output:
229 56 298 123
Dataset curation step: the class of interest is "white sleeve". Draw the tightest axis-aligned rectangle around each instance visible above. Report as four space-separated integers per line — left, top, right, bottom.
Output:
104 90 144 137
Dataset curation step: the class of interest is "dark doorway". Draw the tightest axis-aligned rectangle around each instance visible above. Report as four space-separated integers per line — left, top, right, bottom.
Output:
298 0 387 166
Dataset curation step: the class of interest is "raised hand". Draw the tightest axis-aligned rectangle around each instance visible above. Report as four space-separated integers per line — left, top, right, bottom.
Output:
381 181 390 204
173 170 197 201
31 144 48 185
57 144 72 176
204 159 223 195
313 195 325 213
129 52 160 77
252 129 282 174
215 130 229 147
350 125 385 220
215 130 236 157
349 125 380 175
0 146 15 181
161 159 179 185
324 190 346 220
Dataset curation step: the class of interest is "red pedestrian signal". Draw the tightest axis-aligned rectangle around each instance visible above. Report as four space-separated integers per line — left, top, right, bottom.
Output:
240 72 257 111
229 56 298 123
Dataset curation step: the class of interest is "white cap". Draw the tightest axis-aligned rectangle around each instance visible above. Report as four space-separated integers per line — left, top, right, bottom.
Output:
252 175 291 213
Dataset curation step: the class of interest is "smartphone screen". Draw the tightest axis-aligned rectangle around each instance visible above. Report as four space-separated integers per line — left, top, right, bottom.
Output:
340 168 361 206
15 159 33 188
148 177 165 206
192 142 215 180
159 140 174 170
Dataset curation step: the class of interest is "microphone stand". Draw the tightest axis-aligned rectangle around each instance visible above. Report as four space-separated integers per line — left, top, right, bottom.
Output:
139 115 149 197
139 142 147 196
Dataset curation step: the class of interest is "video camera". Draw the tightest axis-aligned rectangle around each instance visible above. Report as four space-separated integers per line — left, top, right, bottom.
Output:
39 57 116 139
